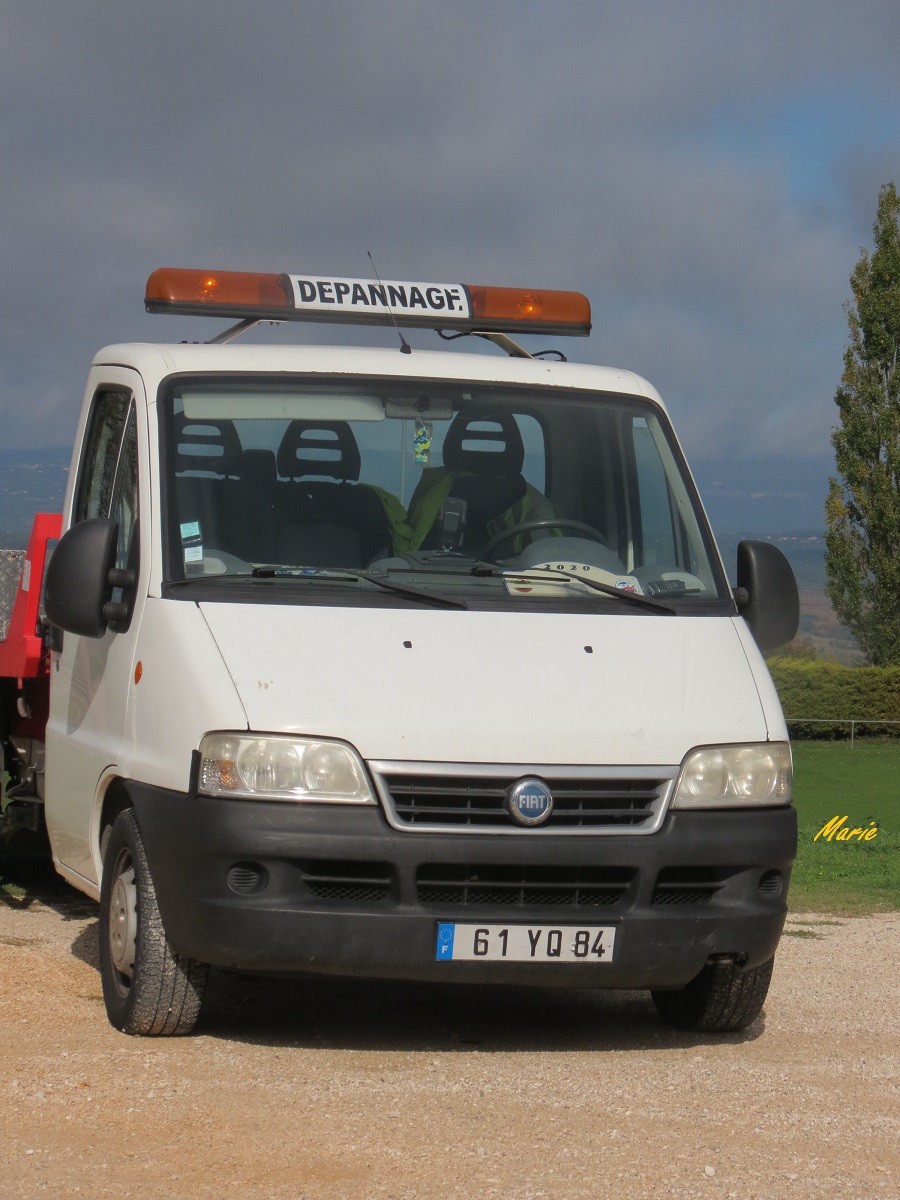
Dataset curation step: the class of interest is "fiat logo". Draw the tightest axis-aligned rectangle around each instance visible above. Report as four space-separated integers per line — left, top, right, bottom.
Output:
506 778 554 827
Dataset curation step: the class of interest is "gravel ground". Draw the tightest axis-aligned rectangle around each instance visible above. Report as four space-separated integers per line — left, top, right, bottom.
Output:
0 879 897 1200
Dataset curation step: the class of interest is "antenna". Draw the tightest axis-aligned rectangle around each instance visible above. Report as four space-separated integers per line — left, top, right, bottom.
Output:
367 251 412 354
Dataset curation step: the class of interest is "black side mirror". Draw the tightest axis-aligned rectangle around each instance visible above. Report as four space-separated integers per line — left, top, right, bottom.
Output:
735 540 799 655
44 518 134 638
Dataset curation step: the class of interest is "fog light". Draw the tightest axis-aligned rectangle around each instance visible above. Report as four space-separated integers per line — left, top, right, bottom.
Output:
227 863 268 895
758 870 783 899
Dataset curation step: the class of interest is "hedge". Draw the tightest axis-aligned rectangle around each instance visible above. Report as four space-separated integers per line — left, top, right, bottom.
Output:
767 658 900 739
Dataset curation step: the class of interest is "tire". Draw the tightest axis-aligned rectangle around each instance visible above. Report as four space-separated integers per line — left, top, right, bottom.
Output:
99 808 208 1036
651 956 774 1033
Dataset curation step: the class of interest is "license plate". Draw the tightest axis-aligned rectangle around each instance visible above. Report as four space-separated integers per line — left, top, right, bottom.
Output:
435 922 616 963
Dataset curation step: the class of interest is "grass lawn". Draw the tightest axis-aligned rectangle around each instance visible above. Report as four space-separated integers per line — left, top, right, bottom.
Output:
789 741 899 914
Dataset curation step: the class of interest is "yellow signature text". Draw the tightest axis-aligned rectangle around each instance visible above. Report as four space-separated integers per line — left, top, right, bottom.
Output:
813 816 879 843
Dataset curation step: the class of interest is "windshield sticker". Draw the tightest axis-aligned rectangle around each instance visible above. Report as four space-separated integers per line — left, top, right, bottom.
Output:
184 545 204 564
180 520 201 542
503 575 571 598
508 564 646 598
534 563 644 595
414 420 432 464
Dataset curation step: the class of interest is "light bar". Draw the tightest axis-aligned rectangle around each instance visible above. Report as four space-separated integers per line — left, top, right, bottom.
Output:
145 268 591 336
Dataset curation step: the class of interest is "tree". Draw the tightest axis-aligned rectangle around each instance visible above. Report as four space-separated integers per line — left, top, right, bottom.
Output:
825 182 900 666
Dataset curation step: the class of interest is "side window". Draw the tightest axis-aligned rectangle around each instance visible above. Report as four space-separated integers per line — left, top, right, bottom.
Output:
74 389 140 590
75 391 131 524
109 410 139 572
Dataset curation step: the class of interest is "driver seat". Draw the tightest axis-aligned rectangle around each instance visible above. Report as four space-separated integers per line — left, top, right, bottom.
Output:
411 411 535 556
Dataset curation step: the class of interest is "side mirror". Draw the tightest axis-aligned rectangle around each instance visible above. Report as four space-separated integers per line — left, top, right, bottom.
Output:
44 518 133 638
735 540 799 655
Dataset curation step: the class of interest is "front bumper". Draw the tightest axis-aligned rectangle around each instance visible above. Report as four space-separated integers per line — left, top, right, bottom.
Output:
132 785 796 989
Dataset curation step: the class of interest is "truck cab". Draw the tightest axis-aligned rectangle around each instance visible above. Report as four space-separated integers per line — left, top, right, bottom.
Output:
3 268 799 1035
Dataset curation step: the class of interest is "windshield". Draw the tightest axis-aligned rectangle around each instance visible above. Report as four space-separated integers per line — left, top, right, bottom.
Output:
159 375 729 611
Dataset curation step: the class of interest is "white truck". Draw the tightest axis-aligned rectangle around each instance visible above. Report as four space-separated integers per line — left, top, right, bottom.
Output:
0 267 799 1036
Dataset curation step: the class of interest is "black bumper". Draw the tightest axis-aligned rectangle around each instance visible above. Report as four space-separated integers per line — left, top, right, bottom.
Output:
131 785 796 990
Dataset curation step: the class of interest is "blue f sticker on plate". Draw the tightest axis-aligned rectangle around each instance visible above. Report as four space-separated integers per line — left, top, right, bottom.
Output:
435 923 455 961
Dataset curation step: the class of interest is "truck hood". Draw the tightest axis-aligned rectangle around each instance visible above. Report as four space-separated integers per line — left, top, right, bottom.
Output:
199 604 771 766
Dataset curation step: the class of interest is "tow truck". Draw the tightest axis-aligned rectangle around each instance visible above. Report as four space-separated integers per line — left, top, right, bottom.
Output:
0 267 798 1035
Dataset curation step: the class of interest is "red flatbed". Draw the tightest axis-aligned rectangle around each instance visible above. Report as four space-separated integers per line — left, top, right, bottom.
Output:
0 513 62 680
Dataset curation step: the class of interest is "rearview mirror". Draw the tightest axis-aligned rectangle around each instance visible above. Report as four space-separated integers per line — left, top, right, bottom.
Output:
44 518 129 638
735 540 799 655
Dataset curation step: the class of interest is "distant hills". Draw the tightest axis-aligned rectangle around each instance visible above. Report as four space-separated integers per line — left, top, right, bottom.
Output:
692 454 834 534
0 447 838 539
0 446 70 547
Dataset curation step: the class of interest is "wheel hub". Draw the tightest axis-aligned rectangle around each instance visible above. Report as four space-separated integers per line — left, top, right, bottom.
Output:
109 862 137 979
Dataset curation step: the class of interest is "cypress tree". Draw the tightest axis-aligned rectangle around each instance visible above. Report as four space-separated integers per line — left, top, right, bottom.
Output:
825 182 900 665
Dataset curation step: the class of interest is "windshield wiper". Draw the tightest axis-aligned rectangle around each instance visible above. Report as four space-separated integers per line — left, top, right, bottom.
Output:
482 566 675 613
250 566 468 610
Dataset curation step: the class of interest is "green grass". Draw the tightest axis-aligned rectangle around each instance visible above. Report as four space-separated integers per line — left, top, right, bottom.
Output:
789 741 899 914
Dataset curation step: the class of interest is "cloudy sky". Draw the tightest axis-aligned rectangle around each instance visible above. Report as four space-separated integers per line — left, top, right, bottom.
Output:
2 2 899 506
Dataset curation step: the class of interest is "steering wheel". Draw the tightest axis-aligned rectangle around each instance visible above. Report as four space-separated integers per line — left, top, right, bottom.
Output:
482 519 608 561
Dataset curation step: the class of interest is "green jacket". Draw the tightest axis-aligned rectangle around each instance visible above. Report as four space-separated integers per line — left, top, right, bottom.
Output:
402 468 556 555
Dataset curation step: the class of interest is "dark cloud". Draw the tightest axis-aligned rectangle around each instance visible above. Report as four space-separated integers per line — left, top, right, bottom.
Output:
1 1 899 462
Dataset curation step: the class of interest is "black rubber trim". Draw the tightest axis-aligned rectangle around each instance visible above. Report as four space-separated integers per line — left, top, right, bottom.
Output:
187 750 201 800
129 783 796 989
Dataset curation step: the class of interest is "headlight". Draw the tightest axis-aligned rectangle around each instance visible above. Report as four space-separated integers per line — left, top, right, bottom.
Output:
672 743 792 808
198 733 375 804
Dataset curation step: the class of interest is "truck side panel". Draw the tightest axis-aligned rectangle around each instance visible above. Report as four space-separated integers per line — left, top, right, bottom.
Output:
44 370 149 890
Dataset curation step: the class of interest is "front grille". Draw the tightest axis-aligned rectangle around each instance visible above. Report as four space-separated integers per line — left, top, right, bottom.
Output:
651 867 728 906
301 860 391 904
374 766 674 834
417 864 634 908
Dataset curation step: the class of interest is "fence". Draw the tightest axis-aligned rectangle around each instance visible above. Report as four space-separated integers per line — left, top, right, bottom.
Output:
786 718 900 745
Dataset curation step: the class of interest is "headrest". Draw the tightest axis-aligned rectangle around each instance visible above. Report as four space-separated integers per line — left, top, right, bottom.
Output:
174 413 241 477
276 421 361 481
442 411 525 476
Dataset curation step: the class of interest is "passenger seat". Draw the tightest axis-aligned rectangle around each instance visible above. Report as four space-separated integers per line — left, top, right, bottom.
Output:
275 421 391 568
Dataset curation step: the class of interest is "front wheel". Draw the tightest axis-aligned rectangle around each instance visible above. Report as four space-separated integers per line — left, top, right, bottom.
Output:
99 808 208 1036
651 956 774 1032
